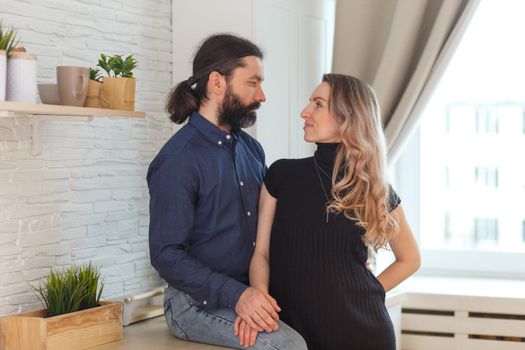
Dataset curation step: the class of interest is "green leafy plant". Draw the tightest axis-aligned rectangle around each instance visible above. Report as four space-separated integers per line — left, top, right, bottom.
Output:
97 53 137 78
35 263 105 317
0 21 19 56
97 53 112 77
89 68 102 82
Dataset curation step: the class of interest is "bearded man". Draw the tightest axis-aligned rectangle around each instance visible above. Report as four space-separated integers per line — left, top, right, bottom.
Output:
147 34 306 349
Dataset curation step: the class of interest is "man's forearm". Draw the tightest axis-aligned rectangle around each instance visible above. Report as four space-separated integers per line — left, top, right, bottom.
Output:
151 247 248 309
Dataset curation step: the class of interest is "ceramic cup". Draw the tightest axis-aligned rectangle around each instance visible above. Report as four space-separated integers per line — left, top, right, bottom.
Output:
56 66 89 106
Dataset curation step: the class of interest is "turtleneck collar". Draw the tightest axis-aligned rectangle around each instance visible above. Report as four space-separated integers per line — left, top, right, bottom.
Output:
314 142 340 170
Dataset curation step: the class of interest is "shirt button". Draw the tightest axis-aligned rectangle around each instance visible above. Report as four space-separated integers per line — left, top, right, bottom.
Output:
247 211 251 216
203 300 207 305
240 181 244 186
252 241 256 247
226 135 231 140
217 141 222 145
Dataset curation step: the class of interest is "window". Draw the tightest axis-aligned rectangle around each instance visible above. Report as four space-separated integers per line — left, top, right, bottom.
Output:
389 0 525 278
473 218 498 245
474 166 498 188
523 106 525 134
444 212 451 242
444 167 450 188
475 106 499 134
445 103 476 135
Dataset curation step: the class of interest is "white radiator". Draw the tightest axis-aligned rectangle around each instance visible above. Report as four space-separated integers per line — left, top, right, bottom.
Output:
121 286 165 326
401 292 525 350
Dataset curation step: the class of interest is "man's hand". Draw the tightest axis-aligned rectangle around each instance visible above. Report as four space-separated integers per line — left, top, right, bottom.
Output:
234 316 258 347
235 287 281 332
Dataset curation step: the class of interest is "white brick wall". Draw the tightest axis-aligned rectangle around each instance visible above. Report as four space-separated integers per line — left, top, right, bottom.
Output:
0 0 173 315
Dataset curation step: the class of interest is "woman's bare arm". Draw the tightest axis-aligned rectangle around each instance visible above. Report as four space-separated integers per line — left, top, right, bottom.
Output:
249 184 277 294
377 205 421 292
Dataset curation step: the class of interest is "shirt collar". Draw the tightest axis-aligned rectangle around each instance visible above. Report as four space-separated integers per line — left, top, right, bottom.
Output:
188 111 238 148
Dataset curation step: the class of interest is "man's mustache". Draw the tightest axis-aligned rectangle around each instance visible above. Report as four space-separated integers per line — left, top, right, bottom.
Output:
247 102 261 111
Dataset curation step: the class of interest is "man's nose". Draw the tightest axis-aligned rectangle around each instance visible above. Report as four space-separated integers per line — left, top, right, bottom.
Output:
257 87 266 103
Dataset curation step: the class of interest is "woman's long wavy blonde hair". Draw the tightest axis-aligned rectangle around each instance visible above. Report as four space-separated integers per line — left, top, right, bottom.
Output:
323 74 398 249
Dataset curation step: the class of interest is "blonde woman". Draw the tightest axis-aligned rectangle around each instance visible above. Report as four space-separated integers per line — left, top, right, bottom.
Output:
242 74 420 349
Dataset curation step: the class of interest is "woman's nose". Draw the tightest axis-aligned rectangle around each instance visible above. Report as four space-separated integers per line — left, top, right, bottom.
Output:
300 106 310 119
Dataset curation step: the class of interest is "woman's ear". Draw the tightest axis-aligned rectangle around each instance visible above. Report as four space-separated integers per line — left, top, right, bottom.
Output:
208 71 226 97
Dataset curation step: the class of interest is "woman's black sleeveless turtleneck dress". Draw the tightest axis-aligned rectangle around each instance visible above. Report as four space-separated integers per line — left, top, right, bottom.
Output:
264 143 399 350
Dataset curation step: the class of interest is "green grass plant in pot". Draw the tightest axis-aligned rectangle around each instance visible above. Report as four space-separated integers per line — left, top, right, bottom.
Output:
0 21 19 56
0 263 122 349
35 262 105 317
97 53 137 111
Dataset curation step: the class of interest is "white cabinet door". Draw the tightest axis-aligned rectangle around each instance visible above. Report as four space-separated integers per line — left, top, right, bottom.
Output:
294 0 333 159
254 0 334 164
253 0 296 164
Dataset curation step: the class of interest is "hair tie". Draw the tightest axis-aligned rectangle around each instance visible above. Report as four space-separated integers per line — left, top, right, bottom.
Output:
186 76 197 87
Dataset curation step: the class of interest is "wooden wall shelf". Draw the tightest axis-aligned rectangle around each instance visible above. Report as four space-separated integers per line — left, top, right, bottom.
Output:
0 101 146 155
0 101 146 118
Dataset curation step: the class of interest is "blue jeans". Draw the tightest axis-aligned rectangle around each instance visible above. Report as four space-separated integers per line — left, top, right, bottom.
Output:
164 286 307 349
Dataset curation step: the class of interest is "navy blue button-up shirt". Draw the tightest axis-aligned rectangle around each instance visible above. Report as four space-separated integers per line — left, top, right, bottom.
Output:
147 112 266 310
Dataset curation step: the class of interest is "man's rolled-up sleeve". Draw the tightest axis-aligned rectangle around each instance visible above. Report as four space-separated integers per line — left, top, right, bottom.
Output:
147 154 247 310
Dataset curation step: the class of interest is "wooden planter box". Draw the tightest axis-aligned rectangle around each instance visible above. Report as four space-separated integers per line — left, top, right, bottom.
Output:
0 301 122 350
100 77 136 111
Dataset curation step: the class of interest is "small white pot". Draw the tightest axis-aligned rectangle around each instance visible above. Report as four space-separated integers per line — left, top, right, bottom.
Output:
0 50 6 101
6 52 37 103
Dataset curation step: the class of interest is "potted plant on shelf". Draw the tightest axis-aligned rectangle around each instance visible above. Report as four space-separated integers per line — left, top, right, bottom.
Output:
84 67 103 108
0 21 18 56
0 263 122 350
97 53 137 111
0 21 19 101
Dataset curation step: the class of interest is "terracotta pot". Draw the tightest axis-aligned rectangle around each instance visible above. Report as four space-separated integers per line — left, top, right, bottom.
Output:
100 77 136 111
84 79 103 108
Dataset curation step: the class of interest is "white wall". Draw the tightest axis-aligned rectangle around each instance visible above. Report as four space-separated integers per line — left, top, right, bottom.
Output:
0 0 171 315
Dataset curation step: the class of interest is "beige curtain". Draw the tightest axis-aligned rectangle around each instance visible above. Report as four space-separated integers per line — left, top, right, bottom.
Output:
332 0 480 162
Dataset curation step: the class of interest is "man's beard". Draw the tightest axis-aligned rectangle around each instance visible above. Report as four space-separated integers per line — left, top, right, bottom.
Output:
219 87 261 130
